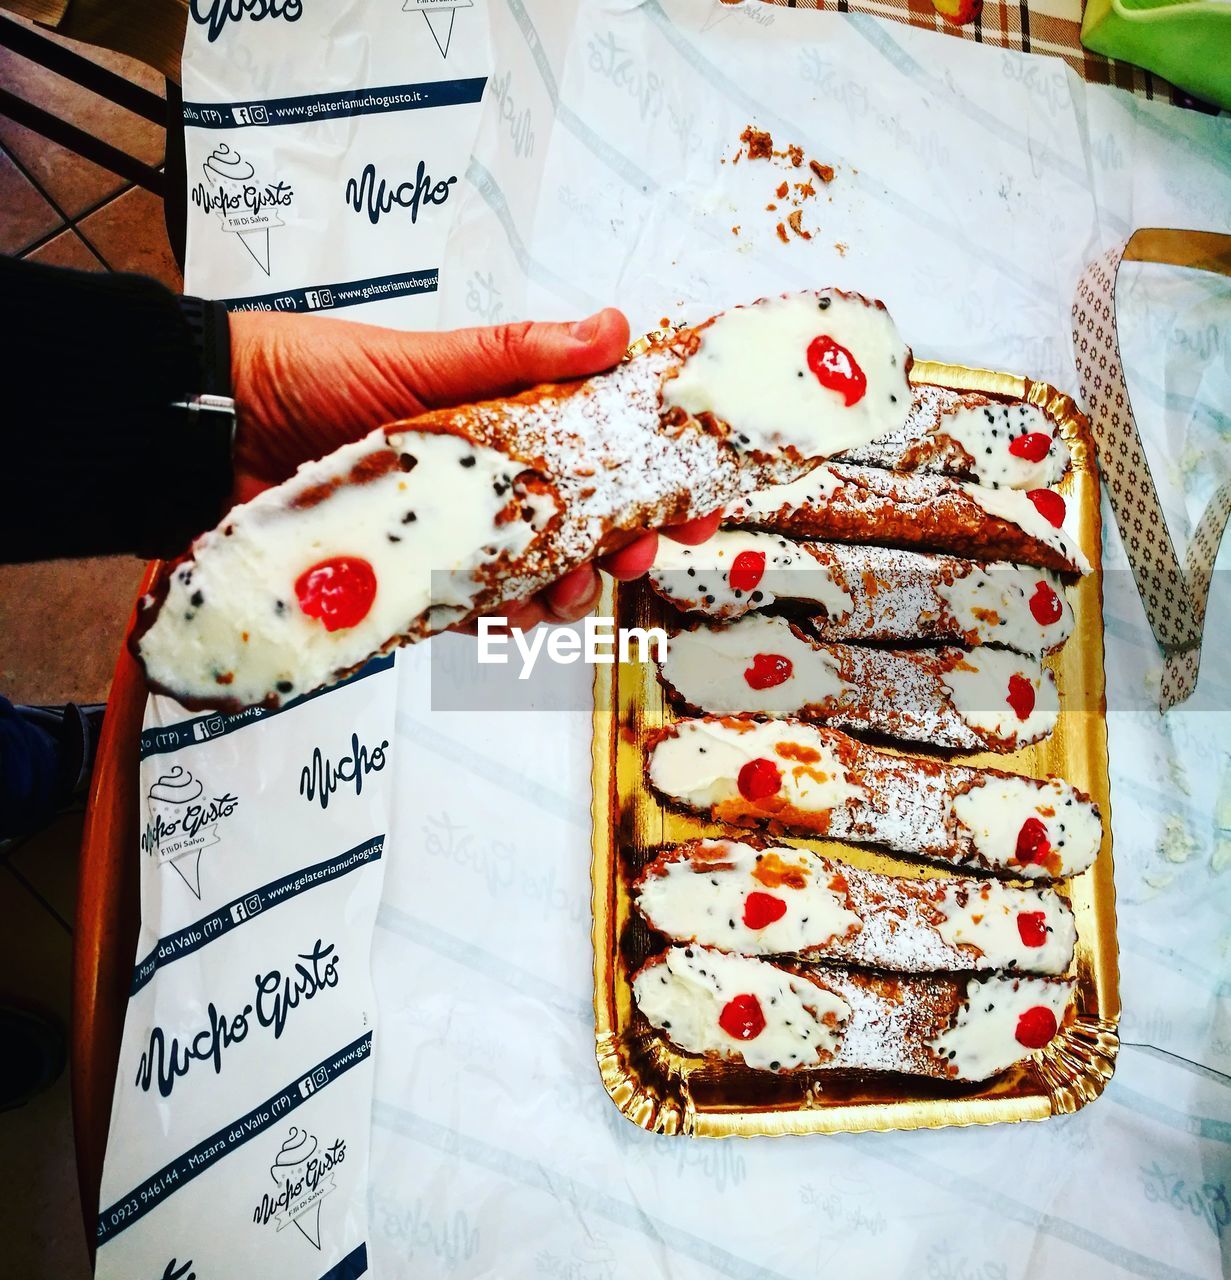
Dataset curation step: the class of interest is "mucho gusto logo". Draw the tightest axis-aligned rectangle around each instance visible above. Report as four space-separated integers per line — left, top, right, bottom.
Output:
142 765 239 899
254 1125 347 1251
299 732 389 810
345 161 456 227
191 143 294 276
135 938 340 1097
190 0 303 43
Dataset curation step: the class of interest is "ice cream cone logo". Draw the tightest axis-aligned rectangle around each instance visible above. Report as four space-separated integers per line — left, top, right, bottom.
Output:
402 0 472 59
192 142 293 277
255 1126 347 1251
141 764 239 901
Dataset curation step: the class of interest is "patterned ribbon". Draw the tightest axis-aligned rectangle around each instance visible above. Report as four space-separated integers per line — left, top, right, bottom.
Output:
1072 229 1231 710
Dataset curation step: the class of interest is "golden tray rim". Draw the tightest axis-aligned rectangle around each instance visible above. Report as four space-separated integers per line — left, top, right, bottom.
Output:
589 360 1120 1138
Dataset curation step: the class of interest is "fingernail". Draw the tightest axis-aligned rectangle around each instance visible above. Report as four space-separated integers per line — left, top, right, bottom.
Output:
550 572 601 620
556 568 597 607
569 311 604 343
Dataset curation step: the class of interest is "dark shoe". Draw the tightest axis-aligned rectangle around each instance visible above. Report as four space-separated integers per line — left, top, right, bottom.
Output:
0 699 105 839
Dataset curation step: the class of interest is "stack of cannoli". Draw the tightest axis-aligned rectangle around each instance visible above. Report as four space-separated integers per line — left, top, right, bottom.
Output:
633 372 1100 1082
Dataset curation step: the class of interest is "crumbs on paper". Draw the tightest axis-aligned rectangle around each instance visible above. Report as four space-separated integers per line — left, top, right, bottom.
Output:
733 125 838 245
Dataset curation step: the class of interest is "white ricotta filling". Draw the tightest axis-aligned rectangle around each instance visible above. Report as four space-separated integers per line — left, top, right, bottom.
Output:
659 615 844 717
647 717 863 816
936 564 1072 656
940 650 1059 746
963 481 1091 575
729 463 843 522
636 841 861 956
649 530 853 622
139 429 546 707
950 775 1102 877
928 975 1073 1080
937 401 1069 490
933 881 1076 973
632 946 849 1071
664 292 910 459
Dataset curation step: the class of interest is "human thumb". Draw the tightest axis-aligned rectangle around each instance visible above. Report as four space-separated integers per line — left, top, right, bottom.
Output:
397 307 631 406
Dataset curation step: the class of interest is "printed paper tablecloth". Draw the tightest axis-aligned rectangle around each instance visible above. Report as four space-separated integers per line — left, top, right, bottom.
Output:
94 3 1231 1279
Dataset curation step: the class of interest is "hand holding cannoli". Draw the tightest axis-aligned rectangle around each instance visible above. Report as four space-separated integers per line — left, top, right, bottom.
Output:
136 290 915 709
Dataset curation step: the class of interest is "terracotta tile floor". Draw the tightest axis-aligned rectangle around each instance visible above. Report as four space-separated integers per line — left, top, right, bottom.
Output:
0 14 180 1279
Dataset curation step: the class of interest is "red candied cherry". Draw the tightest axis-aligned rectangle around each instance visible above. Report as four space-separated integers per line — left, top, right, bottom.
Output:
737 758 782 801
745 653 794 690
743 891 788 929
719 993 766 1040
729 550 766 593
294 557 377 632
1006 673 1036 721
1027 489 1066 528
1015 817 1052 866
1016 911 1048 947
806 335 867 407
1029 581 1064 626
1008 432 1053 462
1014 1005 1058 1049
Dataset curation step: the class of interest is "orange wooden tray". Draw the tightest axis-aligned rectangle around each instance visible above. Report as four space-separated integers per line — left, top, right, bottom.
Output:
71 562 159 1258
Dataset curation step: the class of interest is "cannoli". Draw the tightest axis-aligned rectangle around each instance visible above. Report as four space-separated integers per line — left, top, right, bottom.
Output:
657 615 1058 752
727 463 1090 575
645 716 1101 879
838 385 1070 489
135 290 913 710
648 532 1072 656
632 945 1074 1080
634 839 1076 974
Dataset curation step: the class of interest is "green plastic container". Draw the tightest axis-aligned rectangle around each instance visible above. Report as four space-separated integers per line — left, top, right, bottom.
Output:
1081 0 1231 109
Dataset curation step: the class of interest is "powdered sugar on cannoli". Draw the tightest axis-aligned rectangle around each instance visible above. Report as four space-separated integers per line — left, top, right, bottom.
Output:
646 716 1101 878
658 615 1059 752
634 947 1073 1079
728 464 1090 576
838 386 1071 490
635 839 1076 973
650 534 1072 657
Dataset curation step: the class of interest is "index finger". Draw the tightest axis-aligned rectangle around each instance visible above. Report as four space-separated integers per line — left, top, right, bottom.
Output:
662 508 723 546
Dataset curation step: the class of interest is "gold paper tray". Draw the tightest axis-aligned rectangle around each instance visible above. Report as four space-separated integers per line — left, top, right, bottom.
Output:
589 362 1119 1136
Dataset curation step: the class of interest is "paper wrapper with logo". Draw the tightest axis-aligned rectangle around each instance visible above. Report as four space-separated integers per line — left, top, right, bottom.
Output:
93 658 396 1279
179 0 488 322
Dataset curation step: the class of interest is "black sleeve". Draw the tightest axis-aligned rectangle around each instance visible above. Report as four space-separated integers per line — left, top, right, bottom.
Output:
0 256 234 563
